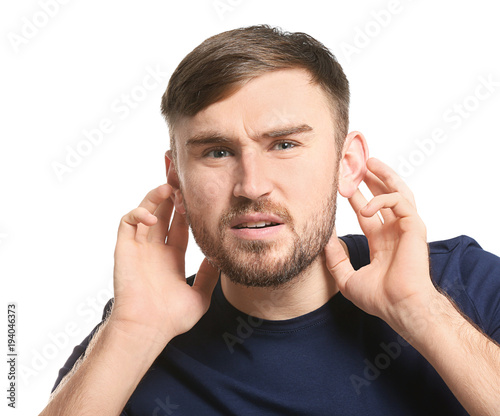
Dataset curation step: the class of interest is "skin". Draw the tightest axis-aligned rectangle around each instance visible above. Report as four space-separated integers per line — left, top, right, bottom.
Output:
167 68 363 318
39 68 500 416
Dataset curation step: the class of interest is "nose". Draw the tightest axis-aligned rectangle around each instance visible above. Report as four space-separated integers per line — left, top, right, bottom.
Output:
233 151 273 200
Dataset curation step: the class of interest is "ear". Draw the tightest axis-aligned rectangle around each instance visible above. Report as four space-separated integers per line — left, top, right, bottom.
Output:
338 131 369 198
165 150 186 215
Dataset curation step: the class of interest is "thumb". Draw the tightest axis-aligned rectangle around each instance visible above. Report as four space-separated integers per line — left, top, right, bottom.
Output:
324 235 354 292
193 258 220 298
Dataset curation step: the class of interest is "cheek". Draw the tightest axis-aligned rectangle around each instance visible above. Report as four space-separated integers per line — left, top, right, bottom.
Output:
182 172 229 214
290 159 338 210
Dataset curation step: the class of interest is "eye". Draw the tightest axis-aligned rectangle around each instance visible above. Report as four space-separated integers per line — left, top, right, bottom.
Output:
205 149 231 158
273 141 296 151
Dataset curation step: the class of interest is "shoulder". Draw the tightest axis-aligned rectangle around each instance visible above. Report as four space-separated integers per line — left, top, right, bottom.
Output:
341 234 500 339
340 233 500 277
427 235 500 289
428 235 500 339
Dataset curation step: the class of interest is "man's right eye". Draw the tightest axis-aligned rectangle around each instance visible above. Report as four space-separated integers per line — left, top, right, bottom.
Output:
205 149 231 158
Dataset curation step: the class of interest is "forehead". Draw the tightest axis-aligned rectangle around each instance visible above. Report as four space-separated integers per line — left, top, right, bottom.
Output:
173 68 334 144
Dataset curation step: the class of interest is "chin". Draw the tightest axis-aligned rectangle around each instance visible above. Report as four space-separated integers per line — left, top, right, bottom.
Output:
216 246 320 289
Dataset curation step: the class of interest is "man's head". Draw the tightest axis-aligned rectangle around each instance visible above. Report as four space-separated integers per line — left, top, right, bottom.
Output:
161 25 350 162
161 25 368 288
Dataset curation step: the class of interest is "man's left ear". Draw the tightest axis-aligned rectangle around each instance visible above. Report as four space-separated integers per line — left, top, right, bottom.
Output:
338 131 369 198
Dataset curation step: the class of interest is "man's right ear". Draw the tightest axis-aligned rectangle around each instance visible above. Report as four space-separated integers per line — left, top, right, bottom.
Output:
165 150 186 215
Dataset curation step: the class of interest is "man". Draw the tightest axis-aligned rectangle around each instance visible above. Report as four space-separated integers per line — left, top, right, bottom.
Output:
40 25 500 415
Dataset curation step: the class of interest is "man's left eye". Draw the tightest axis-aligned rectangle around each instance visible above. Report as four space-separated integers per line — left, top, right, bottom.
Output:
274 141 295 150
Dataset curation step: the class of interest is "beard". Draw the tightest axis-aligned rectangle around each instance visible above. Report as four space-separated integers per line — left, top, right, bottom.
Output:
184 179 338 289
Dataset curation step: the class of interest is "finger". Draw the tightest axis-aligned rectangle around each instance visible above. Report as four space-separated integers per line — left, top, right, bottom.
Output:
138 183 174 212
148 197 174 244
363 169 389 196
348 189 383 235
134 184 173 240
324 235 354 292
166 209 189 252
363 170 395 222
366 158 416 208
118 207 158 241
361 192 416 220
193 258 220 299
348 187 369 212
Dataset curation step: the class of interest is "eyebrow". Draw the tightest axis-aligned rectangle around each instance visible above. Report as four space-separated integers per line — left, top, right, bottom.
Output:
185 124 313 148
263 124 313 138
185 133 231 148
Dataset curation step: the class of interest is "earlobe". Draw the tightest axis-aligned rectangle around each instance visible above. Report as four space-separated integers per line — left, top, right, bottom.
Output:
165 150 186 215
172 190 186 215
338 131 369 198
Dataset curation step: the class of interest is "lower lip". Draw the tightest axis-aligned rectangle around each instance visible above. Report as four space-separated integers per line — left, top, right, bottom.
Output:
230 224 285 240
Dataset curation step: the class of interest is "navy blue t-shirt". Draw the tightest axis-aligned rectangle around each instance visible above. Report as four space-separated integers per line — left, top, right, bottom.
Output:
53 235 500 415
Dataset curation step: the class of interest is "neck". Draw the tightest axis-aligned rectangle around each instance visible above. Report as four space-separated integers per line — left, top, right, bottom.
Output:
220 237 349 320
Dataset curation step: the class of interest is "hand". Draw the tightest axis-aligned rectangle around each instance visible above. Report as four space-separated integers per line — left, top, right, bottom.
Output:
109 184 219 346
325 158 437 326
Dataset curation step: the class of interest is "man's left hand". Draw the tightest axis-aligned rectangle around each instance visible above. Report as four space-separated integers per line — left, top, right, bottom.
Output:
324 157 500 416
324 157 437 329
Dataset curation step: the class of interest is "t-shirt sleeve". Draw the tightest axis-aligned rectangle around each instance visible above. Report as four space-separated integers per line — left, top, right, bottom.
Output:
456 237 500 341
339 234 370 271
424 235 500 342
51 298 114 393
51 276 195 395
341 234 500 342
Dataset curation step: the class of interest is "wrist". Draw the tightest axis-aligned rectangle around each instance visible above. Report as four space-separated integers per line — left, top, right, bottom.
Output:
104 315 175 360
386 288 453 347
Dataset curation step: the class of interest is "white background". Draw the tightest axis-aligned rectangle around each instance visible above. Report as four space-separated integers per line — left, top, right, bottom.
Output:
1 0 499 414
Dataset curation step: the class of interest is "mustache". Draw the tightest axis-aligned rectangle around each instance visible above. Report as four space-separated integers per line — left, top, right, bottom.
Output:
219 199 294 229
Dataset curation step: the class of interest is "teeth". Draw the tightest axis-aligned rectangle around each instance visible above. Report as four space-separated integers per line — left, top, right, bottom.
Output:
237 221 277 229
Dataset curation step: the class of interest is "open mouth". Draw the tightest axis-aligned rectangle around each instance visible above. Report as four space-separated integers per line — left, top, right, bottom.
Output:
234 221 281 229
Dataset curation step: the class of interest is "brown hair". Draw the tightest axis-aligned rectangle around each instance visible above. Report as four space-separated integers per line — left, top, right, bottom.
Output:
161 25 349 158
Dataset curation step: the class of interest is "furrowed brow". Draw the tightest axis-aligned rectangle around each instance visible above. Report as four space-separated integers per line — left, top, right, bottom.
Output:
263 124 313 138
185 133 232 148
185 124 313 148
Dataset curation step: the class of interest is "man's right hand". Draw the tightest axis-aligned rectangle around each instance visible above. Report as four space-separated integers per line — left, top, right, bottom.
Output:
39 185 219 416
109 183 219 347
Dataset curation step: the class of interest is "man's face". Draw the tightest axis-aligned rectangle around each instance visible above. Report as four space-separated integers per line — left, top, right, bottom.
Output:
172 68 341 287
